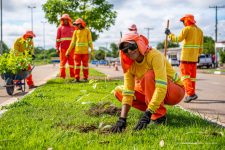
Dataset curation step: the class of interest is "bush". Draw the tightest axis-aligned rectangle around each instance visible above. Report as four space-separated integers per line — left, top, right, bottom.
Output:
219 49 225 63
0 51 32 74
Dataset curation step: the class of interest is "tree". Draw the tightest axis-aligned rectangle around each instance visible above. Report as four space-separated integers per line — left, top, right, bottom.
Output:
42 0 117 41
156 41 179 50
110 42 119 58
95 49 105 60
0 41 9 53
203 36 215 54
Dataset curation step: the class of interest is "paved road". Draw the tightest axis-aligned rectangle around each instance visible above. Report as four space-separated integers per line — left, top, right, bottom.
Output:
0 64 59 106
91 64 225 126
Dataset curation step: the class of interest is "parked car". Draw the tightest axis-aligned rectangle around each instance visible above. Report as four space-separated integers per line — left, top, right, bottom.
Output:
197 54 212 68
168 58 180 66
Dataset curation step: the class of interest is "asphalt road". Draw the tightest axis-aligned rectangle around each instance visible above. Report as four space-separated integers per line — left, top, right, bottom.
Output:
0 64 59 105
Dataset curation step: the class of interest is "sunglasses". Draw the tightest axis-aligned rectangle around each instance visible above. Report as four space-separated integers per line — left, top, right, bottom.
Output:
120 42 138 53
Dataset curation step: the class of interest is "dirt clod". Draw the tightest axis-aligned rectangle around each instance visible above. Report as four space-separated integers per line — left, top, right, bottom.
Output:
87 101 121 116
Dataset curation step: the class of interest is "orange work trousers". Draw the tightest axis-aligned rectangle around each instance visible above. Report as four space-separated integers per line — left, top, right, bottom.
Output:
74 54 89 80
180 62 197 96
26 65 34 86
114 70 185 120
60 49 75 78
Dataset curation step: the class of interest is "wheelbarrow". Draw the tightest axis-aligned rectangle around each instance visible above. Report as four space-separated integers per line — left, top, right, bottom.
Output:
1 66 34 95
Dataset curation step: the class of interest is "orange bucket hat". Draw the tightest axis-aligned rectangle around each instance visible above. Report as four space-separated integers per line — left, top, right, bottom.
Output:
23 31 36 39
128 24 137 31
119 32 150 73
73 18 86 28
180 14 196 24
60 14 72 26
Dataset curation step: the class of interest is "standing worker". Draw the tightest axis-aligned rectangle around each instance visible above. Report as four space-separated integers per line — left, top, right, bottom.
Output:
56 14 76 78
66 18 94 82
12 31 37 89
165 14 203 103
111 32 185 133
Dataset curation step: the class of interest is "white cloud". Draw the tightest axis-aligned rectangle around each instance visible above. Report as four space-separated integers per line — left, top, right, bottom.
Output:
1 0 225 50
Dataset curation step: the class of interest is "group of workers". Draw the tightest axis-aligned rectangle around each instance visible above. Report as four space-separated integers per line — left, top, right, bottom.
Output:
11 13 203 132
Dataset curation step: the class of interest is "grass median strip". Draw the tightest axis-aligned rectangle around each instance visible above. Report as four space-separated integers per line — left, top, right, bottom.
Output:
0 70 225 149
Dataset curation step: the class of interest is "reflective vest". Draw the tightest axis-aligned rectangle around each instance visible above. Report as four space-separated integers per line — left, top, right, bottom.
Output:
56 25 75 50
169 25 203 62
13 37 34 56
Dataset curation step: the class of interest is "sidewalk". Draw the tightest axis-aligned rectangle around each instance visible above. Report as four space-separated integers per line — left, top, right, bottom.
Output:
91 64 225 127
0 64 59 107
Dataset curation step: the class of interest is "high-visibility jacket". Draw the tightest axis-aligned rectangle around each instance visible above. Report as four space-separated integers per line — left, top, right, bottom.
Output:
122 48 183 112
13 37 34 56
67 28 93 54
169 25 203 62
56 25 75 50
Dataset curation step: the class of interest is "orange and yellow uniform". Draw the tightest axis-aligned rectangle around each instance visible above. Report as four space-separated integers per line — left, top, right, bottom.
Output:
169 25 203 96
115 49 185 120
13 37 34 86
56 25 75 78
67 27 94 80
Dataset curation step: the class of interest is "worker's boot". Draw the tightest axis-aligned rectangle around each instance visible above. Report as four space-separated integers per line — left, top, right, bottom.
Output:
184 94 198 103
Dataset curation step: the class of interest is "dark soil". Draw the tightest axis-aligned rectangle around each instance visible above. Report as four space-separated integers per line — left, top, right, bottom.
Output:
86 101 121 116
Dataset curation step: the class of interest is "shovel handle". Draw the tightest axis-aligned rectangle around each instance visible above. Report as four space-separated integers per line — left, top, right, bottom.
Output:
164 20 170 57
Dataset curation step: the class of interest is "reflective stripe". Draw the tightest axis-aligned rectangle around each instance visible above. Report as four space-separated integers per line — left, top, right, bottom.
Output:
181 75 190 81
122 90 135 96
183 44 203 49
75 66 81 69
155 79 167 88
56 39 60 42
60 37 72 41
190 78 196 82
69 65 74 68
83 66 89 69
76 42 89 46
172 73 179 82
60 65 66 69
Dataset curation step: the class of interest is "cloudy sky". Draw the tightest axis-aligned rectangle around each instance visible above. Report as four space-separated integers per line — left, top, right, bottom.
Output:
1 0 225 50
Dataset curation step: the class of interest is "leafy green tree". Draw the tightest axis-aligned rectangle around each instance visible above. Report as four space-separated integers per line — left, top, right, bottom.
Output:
156 41 179 49
0 41 9 53
203 36 215 54
42 0 117 41
95 49 105 60
110 42 119 58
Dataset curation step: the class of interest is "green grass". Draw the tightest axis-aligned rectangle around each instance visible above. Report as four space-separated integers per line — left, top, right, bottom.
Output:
0 78 225 149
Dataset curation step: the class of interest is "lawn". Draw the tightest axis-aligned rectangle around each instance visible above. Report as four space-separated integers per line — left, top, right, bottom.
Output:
0 72 225 149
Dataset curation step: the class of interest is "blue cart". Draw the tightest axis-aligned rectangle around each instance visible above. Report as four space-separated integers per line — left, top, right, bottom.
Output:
1 67 34 95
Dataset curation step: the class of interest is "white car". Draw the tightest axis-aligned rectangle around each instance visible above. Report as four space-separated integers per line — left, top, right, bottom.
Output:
197 54 212 68
169 58 180 66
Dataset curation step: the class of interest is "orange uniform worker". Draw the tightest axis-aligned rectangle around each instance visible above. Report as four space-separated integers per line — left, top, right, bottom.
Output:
66 18 94 82
165 14 203 103
111 32 185 133
128 24 137 32
12 31 37 89
56 14 76 78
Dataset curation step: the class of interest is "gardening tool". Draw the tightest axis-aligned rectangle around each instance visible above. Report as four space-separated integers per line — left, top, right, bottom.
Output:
164 20 170 57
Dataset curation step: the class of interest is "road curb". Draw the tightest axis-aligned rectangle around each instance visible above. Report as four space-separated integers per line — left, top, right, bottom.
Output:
177 105 225 128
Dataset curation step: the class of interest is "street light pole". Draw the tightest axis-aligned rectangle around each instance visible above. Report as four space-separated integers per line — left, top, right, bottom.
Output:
144 27 154 42
28 5 36 31
0 0 3 55
41 21 47 63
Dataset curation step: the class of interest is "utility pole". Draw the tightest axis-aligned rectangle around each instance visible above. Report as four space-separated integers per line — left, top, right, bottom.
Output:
209 5 225 67
41 21 47 63
0 0 3 55
144 27 153 42
209 5 225 42
28 5 36 31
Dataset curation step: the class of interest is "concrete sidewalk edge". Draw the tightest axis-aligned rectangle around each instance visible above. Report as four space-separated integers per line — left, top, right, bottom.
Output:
177 105 225 128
